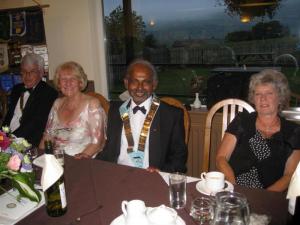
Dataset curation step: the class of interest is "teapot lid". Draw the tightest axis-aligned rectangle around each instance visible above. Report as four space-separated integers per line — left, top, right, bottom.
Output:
147 205 177 224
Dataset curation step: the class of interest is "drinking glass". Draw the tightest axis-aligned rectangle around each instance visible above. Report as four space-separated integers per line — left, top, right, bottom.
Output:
53 147 64 166
27 147 40 185
27 147 39 161
190 197 214 224
169 173 186 209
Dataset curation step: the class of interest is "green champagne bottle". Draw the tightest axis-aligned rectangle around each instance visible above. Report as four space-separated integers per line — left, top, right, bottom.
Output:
44 140 67 217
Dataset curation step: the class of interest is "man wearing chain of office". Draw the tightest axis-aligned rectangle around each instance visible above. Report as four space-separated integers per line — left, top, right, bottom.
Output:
97 59 187 173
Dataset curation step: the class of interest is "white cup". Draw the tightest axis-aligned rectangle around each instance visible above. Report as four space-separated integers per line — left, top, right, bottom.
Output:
200 171 225 193
169 173 187 209
121 200 149 225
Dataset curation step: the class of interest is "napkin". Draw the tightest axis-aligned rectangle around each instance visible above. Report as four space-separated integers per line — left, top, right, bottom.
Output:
32 154 45 168
41 154 64 192
119 90 130 101
287 162 300 199
0 189 44 224
286 162 300 215
158 171 200 185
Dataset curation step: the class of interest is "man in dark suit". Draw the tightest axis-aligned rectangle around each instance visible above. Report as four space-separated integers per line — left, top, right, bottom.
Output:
97 59 187 173
3 53 58 147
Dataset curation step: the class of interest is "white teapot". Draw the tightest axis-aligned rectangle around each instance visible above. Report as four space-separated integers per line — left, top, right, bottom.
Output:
146 205 177 225
121 200 149 225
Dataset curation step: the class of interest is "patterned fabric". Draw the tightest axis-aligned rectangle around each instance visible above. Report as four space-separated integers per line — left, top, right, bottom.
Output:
249 131 271 161
236 130 272 188
45 98 106 156
236 166 264 188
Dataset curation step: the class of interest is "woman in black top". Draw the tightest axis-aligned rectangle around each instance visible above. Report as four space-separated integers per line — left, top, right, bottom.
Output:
216 69 300 192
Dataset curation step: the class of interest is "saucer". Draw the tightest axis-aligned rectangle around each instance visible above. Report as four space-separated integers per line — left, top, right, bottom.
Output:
110 208 186 225
196 180 234 196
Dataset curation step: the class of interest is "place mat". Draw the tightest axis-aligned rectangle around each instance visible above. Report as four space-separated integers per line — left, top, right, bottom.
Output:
0 189 45 225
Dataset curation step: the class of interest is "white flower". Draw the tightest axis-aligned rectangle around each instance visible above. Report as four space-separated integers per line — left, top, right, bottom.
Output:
22 139 31 148
2 126 10 133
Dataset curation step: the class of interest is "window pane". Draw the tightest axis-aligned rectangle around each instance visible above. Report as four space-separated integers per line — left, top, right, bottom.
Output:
103 0 300 105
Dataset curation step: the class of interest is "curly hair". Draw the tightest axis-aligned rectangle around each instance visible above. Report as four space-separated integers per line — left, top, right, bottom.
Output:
53 61 88 91
248 69 290 111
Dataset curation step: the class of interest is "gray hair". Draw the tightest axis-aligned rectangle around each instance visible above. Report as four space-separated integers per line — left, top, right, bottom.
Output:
53 61 88 91
21 53 45 72
125 59 158 81
248 69 290 111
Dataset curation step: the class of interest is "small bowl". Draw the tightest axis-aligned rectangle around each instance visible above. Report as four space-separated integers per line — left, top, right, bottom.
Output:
147 205 177 225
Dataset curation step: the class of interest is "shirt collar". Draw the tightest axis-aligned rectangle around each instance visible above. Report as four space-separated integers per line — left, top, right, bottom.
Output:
130 96 153 114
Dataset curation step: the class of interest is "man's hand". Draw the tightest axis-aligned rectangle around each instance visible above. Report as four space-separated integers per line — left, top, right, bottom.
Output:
146 166 160 173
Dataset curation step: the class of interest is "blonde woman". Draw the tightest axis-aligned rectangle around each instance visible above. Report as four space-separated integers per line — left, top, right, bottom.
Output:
40 61 106 159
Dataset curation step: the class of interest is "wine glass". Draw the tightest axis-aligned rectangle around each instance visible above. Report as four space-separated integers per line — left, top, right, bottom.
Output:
27 147 41 186
27 147 39 161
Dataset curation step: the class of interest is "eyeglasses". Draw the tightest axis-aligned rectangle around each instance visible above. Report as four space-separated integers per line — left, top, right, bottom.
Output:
21 70 40 77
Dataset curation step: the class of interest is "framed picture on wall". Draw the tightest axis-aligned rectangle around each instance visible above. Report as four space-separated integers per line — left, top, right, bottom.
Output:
0 43 9 73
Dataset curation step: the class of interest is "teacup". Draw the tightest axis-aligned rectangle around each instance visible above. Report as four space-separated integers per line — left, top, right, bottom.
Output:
201 171 225 193
147 205 177 225
121 200 149 225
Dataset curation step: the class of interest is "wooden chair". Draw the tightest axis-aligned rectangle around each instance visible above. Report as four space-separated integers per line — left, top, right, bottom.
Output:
86 92 110 115
160 97 190 145
202 98 255 172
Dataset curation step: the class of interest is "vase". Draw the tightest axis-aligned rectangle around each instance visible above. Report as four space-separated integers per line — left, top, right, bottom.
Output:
193 93 201 108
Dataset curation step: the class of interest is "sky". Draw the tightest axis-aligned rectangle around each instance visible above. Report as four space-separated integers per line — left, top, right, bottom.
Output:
103 0 300 39
104 0 223 19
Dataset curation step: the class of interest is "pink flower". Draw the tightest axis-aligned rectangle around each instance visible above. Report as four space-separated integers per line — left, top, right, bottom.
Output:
0 131 11 150
6 155 21 171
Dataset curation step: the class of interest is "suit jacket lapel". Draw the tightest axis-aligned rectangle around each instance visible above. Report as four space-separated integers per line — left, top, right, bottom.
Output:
21 81 42 119
149 106 161 167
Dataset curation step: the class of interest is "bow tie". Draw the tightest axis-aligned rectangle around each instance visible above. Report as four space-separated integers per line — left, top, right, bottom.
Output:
132 105 146 114
23 87 33 94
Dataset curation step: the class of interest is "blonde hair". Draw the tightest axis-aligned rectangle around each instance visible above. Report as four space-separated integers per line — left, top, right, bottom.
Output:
53 61 88 91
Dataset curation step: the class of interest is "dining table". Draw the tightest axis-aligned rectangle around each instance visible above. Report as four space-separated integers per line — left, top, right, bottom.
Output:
15 155 288 225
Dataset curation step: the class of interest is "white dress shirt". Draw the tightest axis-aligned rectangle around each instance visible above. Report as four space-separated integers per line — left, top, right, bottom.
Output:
9 90 31 132
117 96 153 168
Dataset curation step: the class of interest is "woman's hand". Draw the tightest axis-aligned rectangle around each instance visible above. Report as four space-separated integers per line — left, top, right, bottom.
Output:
74 152 92 159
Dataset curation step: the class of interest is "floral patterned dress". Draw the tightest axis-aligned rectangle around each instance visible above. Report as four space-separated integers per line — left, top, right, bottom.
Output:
44 98 106 156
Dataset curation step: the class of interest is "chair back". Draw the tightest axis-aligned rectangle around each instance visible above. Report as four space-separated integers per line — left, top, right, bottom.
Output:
202 98 254 172
86 92 110 115
160 97 190 145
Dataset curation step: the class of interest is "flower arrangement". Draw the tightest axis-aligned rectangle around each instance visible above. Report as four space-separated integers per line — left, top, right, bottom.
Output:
0 126 41 203
190 70 206 95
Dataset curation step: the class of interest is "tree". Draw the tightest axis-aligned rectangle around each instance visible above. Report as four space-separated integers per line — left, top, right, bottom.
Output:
144 34 158 48
104 6 146 55
225 30 253 42
225 20 289 42
216 0 284 19
252 20 289 40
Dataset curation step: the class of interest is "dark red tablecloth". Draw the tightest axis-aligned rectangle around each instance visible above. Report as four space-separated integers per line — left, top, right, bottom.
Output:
16 156 288 225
